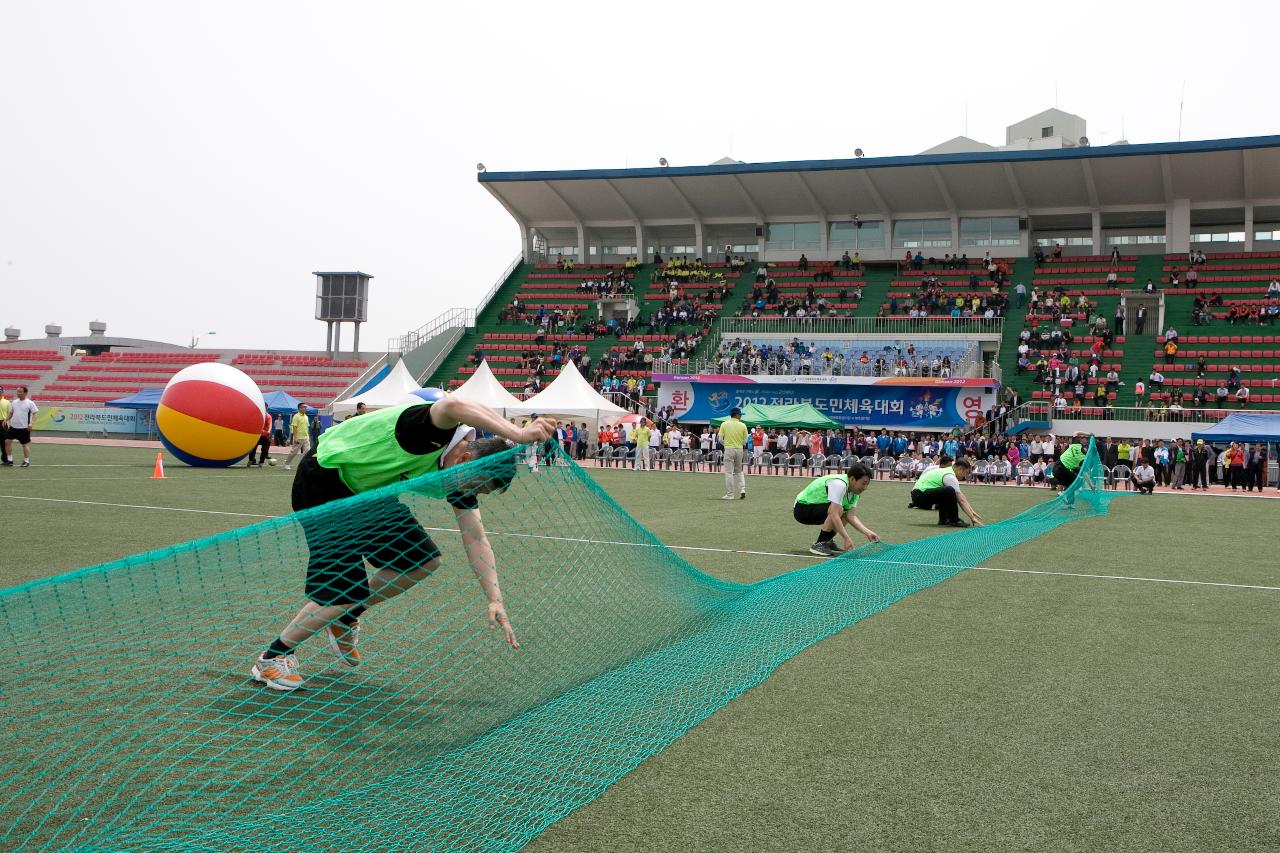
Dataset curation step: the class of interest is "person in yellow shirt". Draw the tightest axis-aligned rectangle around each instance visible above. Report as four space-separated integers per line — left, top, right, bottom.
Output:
0 386 11 465
719 407 749 500
284 403 312 470
631 421 652 470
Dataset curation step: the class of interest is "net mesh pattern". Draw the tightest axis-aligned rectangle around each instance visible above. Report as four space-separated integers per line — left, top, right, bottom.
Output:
0 441 1115 851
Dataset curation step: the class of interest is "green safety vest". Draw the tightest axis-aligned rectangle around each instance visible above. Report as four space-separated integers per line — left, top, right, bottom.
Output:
316 403 448 494
914 466 955 491
795 474 858 511
1060 443 1087 472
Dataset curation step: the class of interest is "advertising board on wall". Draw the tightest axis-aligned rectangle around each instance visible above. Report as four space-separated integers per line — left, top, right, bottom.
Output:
653 374 997 430
32 406 146 434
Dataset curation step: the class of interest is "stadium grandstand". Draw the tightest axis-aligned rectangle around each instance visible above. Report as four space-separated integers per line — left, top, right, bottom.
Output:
404 112 1280 444
6 111 1280 445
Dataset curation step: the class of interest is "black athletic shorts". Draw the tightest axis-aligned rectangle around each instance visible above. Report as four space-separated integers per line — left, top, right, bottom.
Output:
291 450 441 607
1052 460 1079 489
793 502 832 525
8 428 31 445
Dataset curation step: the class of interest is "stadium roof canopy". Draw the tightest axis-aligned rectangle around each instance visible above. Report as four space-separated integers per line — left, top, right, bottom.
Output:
479 135 1280 258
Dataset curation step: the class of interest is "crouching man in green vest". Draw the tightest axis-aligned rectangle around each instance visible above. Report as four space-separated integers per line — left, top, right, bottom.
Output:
908 458 983 528
250 395 556 692
793 461 879 558
1053 432 1090 492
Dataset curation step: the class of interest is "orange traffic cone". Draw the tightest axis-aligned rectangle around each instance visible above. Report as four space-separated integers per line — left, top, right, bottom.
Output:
151 452 167 480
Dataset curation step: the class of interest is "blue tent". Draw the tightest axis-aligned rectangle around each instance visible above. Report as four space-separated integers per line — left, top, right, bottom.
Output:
1191 413 1280 444
261 390 305 415
106 389 163 409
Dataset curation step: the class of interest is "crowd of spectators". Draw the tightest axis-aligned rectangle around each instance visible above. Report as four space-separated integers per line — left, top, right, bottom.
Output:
1219 300 1280 325
589 420 1272 492
574 269 634 298
656 257 730 284
740 279 862 319
708 337 959 378
891 275 1010 319
498 299 583 331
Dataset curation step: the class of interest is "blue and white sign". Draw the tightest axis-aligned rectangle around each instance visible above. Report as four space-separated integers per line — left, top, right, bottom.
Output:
654 375 997 429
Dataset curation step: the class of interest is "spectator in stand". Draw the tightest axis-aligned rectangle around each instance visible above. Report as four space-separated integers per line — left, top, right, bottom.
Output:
1163 339 1178 364
1135 305 1148 335
1134 379 1146 407
1148 369 1165 391
1052 243 1063 261
1215 384 1230 408
1235 385 1250 407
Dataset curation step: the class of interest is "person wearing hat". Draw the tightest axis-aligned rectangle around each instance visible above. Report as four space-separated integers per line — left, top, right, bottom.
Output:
1189 439 1211 490
0 386 10 465
250 394 556 692
719 406 749 500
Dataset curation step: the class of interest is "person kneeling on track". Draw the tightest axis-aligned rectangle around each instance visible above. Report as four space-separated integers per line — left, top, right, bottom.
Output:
1132 460 1157 494
793 461 879 558
908 457 983 528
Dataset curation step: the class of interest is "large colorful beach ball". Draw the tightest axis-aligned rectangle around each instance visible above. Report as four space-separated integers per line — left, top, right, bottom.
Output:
157 363 266 467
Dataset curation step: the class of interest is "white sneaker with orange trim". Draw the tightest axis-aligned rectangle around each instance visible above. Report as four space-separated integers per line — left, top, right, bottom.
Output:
325 620 362 667
251 654 304 691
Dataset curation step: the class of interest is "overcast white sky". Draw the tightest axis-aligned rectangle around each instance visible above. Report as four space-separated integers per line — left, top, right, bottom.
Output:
0 1 1271 351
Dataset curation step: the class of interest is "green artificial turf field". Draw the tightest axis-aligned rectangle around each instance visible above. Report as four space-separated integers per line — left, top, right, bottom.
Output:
3 444 1278 851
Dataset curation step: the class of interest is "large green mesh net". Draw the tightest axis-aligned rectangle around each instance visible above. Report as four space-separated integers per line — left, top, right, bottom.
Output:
1 440 1115 851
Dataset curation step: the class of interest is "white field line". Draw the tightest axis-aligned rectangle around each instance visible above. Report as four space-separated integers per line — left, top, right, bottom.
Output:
0 494 277 518
6 494 1276 592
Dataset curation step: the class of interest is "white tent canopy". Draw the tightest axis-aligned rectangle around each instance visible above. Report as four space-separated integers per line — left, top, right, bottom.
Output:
449 360 524 415
331 359 421 416
507 361 628 422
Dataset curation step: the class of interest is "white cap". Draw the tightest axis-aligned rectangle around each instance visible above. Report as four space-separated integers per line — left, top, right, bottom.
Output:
439 425 476 468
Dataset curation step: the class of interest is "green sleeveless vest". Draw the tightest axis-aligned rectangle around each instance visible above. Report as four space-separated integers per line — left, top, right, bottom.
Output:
914 466 954 491
316 403 447 494
794 474 857 511
1059 443 1086 472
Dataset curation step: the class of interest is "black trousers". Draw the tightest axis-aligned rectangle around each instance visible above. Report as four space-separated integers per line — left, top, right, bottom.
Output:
1052 461 1079 490
249 436 271 464
1246 463 1264 490
1188 461 1207 489
910 486 960 523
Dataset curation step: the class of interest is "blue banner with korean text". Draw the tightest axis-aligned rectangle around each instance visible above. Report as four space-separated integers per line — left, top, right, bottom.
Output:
653 375 997 429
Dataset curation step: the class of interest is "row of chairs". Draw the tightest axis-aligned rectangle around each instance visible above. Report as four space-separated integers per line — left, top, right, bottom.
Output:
592 449 1144 492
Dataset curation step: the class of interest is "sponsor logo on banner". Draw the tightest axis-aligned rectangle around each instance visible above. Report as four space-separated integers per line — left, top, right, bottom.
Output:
33 406 143 434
